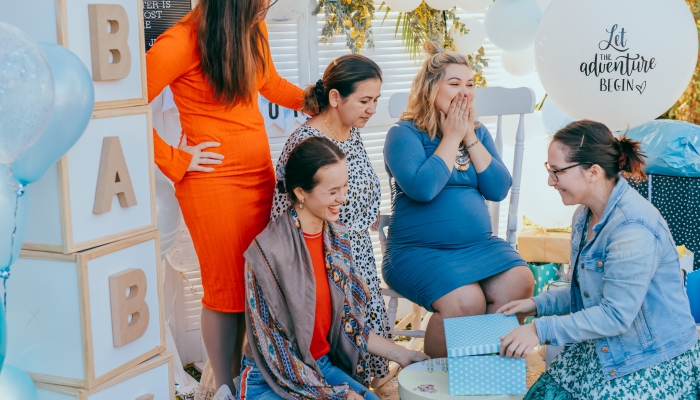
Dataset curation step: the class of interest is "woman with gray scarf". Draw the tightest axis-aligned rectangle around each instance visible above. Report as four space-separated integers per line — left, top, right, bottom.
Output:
239 137 427 399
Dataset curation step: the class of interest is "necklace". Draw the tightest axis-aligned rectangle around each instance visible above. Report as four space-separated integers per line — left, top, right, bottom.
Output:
303 230 323 239
455 142 471 171
322 114 345 142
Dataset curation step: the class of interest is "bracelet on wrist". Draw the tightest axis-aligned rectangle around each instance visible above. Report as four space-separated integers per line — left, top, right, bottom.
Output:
465 138 480 150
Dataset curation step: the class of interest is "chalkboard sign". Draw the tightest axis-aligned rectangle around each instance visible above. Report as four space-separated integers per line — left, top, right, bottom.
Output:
143 0 193 51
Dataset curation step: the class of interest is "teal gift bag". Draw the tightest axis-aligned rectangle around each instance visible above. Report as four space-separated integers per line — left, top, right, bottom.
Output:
528 262 563 295
525 263 565 324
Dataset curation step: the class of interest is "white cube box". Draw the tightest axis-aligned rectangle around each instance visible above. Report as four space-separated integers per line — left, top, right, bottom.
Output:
35 353 175 400
0 0 147 110
6 231 165 389
23 106 156 254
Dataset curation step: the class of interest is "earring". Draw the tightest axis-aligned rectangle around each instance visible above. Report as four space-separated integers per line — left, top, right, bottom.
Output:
299 200 304 209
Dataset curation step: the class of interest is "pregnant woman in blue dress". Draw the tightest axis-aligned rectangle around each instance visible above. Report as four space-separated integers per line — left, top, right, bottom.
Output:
382 41 534 358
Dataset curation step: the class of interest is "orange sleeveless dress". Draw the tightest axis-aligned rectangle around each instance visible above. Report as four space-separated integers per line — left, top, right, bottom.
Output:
147 17 303 312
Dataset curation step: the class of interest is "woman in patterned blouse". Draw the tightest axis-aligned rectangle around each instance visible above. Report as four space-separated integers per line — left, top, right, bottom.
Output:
270 55 390 384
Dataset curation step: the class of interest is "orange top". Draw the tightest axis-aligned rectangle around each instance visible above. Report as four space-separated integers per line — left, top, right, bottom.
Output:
146 16 304 183
304 231 332 359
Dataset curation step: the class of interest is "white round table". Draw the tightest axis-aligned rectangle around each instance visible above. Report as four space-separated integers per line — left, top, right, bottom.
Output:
398 358 525 400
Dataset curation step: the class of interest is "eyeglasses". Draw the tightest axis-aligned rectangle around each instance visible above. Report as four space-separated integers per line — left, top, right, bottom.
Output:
256 0 278 20
544 161 593 182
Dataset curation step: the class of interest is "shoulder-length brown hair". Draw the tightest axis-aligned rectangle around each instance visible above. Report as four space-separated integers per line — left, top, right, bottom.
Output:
185 0 269 107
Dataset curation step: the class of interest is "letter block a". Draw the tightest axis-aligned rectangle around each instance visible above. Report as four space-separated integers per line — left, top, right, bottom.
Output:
109 268 150 347
93 136 138 214
88 4 132 81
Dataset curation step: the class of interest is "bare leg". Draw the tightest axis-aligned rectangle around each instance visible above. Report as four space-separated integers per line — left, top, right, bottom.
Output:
479 266 534 323
200 306 246 391
424 283 487 358
231 312 246 381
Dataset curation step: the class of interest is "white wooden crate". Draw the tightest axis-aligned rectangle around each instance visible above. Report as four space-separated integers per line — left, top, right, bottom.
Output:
6 231 165 389
0 0 147 110
23 106 156 254
35 353 174 400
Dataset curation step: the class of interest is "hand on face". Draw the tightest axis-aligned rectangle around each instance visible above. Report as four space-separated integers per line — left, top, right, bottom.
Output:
439 93 472 143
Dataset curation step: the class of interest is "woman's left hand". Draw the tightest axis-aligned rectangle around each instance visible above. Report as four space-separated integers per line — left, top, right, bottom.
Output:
500 323 540 359
463 104 477 146
396 348 430 368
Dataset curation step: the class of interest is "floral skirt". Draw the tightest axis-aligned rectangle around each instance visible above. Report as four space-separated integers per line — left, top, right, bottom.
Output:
526 340 700 400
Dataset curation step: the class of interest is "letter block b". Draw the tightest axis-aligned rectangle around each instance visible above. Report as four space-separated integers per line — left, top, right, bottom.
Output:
109 268 150 347
88 4 132 81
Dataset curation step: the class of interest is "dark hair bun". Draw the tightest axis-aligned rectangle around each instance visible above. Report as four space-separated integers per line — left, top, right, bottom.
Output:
315 79 325 100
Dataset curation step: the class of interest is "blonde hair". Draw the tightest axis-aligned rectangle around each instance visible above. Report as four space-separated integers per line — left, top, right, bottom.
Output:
401 41 473 140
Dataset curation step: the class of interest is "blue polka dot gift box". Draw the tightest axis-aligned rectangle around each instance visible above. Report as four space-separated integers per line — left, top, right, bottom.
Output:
444 314 526 396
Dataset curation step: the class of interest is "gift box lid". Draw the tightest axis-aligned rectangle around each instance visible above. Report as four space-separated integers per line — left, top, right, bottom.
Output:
444 314 520 357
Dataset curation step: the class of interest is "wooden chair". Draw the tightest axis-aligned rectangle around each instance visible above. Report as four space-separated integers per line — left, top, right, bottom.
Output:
380 86 536 339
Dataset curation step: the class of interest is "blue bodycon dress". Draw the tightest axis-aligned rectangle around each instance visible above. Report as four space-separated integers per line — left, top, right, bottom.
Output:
382 120 526 312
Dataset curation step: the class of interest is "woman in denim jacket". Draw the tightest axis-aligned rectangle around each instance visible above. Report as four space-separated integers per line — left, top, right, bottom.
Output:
499 120 699 399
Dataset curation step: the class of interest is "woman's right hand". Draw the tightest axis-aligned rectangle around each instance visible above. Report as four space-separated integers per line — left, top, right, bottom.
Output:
496 299 538 318
439 93 469 144
348 390 365 399
178 133 224 173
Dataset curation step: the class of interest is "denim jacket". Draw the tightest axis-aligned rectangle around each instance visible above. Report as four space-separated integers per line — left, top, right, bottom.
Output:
532 178 697 379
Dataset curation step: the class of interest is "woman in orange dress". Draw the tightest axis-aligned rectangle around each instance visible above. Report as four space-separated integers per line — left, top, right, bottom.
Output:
146 0 303 396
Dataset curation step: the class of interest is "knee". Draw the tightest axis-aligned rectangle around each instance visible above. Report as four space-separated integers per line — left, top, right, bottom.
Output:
438 291 486 318
512 266 535 298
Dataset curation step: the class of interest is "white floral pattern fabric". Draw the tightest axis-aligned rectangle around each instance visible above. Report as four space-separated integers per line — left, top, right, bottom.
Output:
526 340 700 399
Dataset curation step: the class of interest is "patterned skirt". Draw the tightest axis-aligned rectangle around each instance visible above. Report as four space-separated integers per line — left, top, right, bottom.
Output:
526 340 700 400
352 230 390 383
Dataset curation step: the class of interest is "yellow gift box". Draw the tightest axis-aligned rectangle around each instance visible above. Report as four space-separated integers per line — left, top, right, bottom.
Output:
517 229 572 264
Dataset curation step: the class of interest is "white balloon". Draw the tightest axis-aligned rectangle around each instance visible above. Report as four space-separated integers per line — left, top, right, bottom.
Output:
501 46 535 76
266 0 309 22
541 97 576 135
535 0 698 132
451 18 486 55
384 0 423 13
484 0 541 51
536 0 552 12
155 169 182 258
425 0 457 11
457 0 493 13
519 134 577 228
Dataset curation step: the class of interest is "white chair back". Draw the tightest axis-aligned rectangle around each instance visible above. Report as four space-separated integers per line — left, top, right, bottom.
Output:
387 86 536 247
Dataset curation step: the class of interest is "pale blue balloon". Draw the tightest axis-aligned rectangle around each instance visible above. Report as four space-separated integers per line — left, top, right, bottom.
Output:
12 43 94 185
0 168 30 273
0 302 5 373
0 23 54 164
484 0 542 52
0 365 37 400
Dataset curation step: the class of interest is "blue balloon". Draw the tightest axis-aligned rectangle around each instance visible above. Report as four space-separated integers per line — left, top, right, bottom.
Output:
0 23 54 164
484 0 542 52
0 302 5 373
0 168 30 273
0 365 37 400
12 43 94 185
